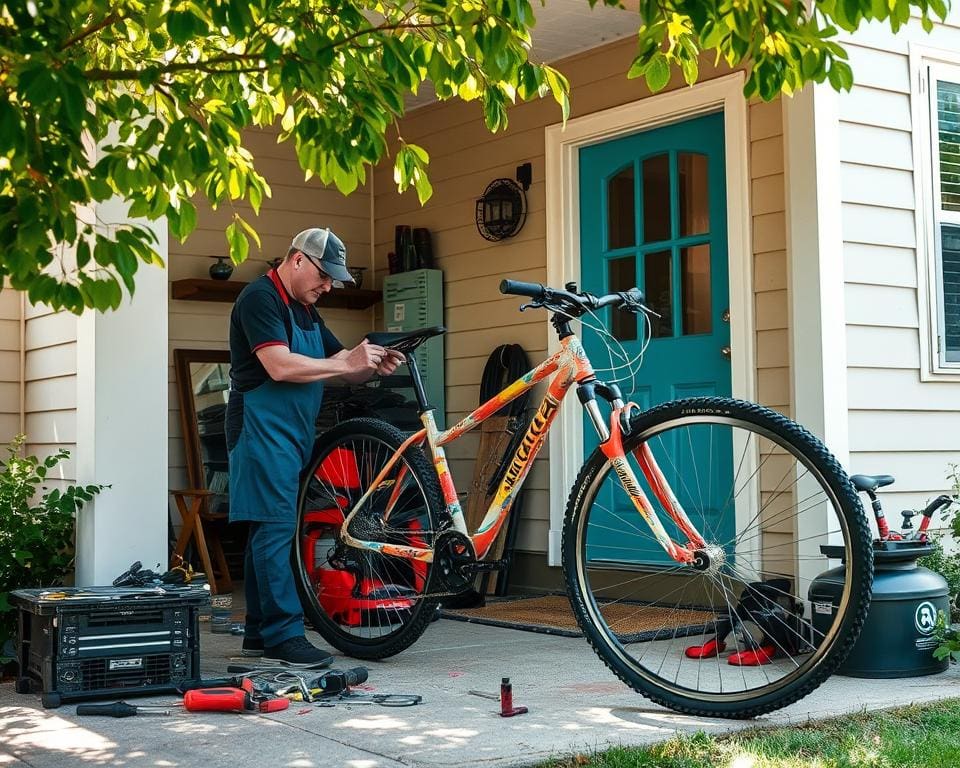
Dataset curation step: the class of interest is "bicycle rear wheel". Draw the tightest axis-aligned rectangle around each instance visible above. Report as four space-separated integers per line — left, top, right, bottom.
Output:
562 397 872 718
294 418 444 659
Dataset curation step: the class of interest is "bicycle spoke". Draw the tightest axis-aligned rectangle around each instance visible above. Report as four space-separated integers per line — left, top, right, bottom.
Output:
566 401 869 712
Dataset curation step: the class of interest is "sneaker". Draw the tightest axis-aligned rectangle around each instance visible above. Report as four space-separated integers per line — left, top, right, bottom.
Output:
241 637 264 657
262 636 334 668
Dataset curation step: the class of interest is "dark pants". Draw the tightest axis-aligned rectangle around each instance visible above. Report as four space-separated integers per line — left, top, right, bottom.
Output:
243 520 303 647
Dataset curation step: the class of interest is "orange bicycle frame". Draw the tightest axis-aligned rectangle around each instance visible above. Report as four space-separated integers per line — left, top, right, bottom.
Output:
340 334 702 565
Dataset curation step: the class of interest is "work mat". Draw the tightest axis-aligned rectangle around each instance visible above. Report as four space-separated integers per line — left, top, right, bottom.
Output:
441 594 718 642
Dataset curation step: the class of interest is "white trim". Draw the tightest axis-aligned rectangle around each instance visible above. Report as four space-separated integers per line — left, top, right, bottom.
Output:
544 72 754 566
910 42 960 380
782 84 849 465
783 83 849 588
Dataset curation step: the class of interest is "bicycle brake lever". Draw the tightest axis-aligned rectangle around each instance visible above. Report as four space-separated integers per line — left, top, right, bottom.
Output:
519 301 545 312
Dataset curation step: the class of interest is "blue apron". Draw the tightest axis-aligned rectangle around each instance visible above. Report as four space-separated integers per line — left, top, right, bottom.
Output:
228 304 325 522
227 302 325 647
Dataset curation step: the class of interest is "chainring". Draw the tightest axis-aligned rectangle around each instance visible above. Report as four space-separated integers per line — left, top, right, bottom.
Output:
434 530 477 593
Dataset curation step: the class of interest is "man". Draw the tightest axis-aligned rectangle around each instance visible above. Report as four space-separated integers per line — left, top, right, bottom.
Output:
226 227 403 666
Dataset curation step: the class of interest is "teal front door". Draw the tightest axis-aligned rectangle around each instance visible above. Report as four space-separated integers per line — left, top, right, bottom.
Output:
578 111 732 565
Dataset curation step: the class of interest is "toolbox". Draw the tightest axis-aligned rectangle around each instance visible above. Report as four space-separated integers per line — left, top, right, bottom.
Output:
11 586 208 708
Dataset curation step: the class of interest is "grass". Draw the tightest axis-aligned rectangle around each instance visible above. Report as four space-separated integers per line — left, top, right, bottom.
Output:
542 698 960 768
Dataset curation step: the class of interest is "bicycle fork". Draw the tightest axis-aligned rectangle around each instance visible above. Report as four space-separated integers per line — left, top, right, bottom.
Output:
581 382 704 565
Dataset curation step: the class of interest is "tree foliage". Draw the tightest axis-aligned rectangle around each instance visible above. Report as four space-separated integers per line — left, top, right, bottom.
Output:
0 0 951 313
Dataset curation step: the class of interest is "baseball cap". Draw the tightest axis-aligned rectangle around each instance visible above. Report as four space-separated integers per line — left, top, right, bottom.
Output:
290 228 355 286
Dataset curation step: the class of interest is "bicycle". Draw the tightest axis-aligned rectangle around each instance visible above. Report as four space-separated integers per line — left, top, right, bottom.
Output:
293 279 874 718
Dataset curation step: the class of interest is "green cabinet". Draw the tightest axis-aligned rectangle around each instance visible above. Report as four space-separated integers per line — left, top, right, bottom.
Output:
383 269 445 427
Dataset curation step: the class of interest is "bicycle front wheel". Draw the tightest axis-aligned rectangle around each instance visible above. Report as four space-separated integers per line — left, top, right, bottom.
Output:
562 397 872 718
294 418 445 659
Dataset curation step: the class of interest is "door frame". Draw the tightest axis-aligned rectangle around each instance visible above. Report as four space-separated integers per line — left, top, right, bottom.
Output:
544 71 754 566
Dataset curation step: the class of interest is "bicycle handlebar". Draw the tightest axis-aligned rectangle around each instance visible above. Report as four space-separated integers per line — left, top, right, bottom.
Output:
499 279 645 318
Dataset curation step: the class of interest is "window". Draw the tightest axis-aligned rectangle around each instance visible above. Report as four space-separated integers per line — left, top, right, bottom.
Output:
927 64 960 366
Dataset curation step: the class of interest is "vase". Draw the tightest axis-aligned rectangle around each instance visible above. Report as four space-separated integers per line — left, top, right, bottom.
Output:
209 257 234 281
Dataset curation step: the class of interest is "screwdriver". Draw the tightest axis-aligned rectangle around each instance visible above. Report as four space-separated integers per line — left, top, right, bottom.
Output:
77 701 170 717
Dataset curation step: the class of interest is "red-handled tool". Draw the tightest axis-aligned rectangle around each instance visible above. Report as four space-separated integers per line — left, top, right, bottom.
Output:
184 687 253 713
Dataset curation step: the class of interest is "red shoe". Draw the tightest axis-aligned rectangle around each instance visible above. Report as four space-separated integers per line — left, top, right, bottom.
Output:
728 645 777 666
684 638 726 659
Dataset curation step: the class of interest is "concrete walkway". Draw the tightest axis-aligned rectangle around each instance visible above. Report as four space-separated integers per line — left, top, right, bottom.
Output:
2 618 958 768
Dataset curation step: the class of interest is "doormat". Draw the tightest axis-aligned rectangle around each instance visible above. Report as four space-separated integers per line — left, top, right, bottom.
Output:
441 594 718 642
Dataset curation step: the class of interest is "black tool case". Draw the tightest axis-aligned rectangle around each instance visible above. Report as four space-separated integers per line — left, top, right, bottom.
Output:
11 586 208 708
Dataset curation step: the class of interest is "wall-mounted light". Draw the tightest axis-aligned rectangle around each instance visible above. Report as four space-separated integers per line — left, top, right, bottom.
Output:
475 163 531 242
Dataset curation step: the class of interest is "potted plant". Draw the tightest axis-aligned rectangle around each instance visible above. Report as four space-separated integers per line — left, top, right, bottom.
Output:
0 435 106 665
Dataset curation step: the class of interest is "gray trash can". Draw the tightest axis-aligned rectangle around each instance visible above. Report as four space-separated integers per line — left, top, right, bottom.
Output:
809 541 950 678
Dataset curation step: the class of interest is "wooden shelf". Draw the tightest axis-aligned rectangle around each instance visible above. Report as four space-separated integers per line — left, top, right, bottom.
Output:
171 278 381 310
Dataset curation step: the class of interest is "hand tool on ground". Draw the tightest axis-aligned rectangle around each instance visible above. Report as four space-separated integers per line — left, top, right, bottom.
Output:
77 702 171 717
315 692 422 707
468 690 500 701
313 667 369 695
183 677 290 713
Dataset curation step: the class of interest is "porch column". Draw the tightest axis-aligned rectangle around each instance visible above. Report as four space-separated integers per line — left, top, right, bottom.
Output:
74 204 169 586
783 84 849 459
783 83 849 585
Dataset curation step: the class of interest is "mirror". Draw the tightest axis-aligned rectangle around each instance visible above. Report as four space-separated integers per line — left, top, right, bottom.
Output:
174 349 231 516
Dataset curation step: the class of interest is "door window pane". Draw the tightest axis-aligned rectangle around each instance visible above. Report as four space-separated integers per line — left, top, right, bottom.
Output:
642 154 670 243
608 256 637 341
678 153 709 236
607 166 635 249
645 250 673 338
681 244 711 335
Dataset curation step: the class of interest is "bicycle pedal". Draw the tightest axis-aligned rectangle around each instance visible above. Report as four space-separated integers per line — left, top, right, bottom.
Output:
465 558 509 574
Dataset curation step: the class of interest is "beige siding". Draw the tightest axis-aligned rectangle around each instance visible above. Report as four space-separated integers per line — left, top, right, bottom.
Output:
750 98 790 418
838 17 960 519
0 288 21 445
374 39 766 561
23 301 78 484
168 127 375 496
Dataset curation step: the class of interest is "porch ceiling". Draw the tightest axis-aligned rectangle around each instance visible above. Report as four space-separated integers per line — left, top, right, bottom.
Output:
406 0 640 110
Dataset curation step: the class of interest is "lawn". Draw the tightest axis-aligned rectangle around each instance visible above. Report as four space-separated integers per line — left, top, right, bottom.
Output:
543 698 960 768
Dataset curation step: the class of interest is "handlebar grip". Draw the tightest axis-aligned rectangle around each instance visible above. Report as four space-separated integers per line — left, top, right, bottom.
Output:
499 279 545 299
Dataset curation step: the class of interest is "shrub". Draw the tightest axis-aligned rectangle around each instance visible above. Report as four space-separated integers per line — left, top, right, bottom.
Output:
0 435 106 659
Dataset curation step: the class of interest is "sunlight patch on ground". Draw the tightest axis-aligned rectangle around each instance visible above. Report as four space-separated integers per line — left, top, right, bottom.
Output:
573 707 671 732
0 706 116 759
337 715 409 731
728 755 756 768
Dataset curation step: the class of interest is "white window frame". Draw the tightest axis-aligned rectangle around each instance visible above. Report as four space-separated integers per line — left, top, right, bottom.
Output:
911 43 960 378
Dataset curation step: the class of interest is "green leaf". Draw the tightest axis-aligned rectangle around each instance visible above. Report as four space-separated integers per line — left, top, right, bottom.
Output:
166 10 199 45
645 53 671 93
226 220 249 264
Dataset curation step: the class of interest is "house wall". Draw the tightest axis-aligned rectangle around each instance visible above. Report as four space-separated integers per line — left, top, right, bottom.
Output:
751 101 790 418
0 287 20 445
168 127 375 498
374 39 786 580
23 304 78 485
834 16 960 518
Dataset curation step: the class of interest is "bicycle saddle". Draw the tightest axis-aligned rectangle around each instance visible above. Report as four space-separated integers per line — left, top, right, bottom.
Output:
365 326 446 355
850 474 895 492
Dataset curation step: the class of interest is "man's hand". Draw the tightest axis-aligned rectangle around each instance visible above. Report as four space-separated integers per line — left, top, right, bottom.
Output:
376 348 405 377
342 339 387 375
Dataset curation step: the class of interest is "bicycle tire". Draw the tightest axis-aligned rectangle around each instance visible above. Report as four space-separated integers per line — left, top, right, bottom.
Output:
294 418 445 660
562 397 873 718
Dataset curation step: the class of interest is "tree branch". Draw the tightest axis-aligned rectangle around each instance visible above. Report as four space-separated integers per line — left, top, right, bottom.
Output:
59 12 122 51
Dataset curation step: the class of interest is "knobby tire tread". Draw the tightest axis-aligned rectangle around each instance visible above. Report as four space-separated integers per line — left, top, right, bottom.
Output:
294 417 446 660
561 397 874 718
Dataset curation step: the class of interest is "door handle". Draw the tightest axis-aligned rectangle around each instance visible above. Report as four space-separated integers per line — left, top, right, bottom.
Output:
720 345 731 360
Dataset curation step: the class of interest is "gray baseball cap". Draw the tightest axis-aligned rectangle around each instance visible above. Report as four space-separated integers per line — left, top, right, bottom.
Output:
290 228 355 286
